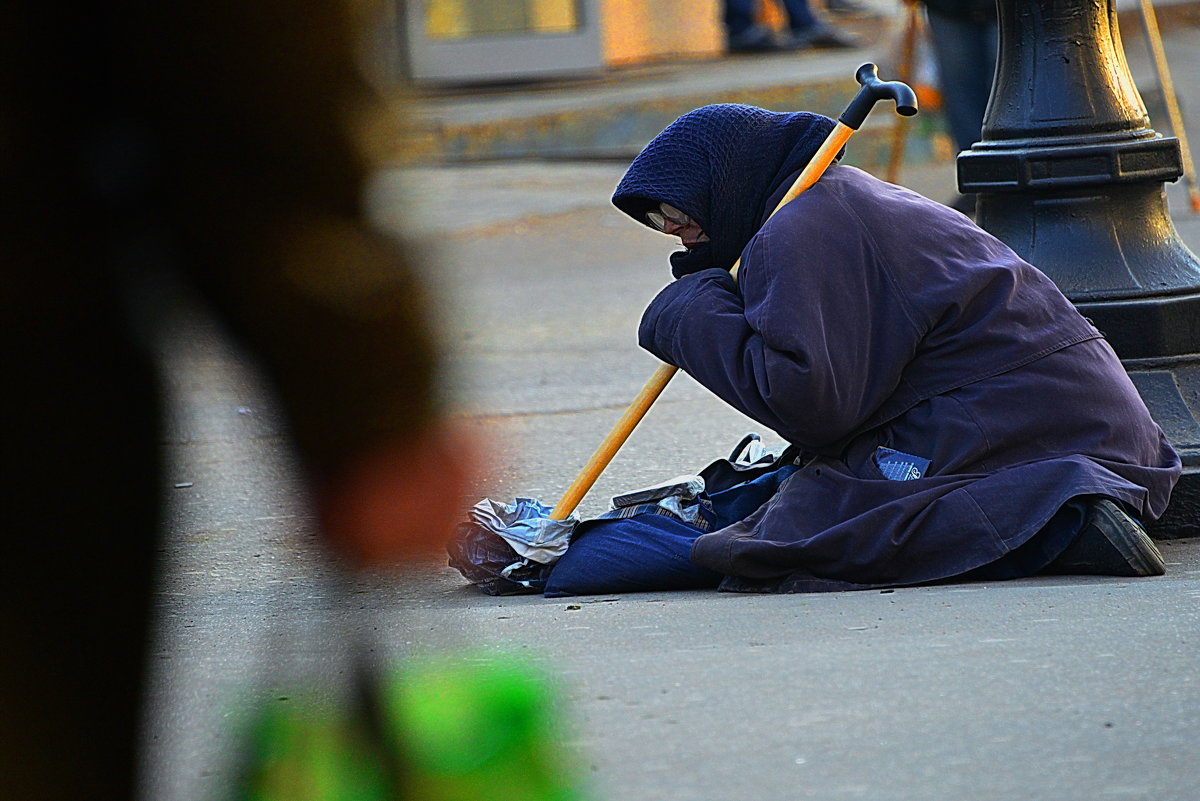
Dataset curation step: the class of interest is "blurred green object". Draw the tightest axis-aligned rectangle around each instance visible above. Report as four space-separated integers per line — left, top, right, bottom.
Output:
382 652 584 801
234 693 391 801
233 650 589 801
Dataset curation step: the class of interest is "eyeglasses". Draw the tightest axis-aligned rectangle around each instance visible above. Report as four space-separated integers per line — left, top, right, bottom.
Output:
646 202 692 232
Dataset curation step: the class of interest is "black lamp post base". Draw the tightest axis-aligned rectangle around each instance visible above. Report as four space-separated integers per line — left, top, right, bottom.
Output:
955 0 1200 536
1122 359 1200 537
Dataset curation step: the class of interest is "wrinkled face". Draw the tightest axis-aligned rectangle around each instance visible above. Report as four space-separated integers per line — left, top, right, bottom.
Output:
646 202 711 250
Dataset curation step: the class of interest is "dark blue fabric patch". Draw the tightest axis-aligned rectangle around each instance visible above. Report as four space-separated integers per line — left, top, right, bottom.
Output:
705 463 799 528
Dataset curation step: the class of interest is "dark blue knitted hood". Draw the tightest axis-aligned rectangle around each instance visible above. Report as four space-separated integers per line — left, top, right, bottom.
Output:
612 104 837 277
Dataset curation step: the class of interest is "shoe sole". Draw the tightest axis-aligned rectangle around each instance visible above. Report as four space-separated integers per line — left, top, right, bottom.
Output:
1091 500 1166 576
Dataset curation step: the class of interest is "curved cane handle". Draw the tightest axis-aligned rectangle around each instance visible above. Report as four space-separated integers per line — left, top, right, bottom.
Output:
839 63 918 130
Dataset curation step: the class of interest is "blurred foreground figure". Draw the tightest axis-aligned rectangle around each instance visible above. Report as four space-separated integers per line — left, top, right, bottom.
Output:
1 2 472 799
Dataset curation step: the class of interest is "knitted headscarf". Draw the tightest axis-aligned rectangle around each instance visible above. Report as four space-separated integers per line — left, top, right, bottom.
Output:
612 104 837 277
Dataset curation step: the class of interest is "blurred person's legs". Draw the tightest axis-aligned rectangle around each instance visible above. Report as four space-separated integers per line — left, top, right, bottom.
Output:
780 0 819 29
925 9 998 213
925 10 998 152
725 0 856 52
725 0 781 51
779 0 857 49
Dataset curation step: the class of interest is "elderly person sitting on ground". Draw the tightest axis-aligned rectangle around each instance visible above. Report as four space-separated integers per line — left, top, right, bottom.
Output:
542 104 1179 597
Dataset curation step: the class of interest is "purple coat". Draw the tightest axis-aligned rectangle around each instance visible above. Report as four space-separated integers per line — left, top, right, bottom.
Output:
638 165 1180 592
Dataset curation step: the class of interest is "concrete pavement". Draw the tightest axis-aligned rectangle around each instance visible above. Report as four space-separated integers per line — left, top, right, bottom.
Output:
142 11 1200 801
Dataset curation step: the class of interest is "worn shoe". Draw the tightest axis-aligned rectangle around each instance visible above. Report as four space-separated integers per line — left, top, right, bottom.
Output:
825 0 872 14
783 23 858 50
1043 498 1166 577
728 24 784 53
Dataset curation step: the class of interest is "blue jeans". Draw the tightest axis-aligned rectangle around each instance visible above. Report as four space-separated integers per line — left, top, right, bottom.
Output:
924 10 998 153
543 464 799 597
725 0 817 36
543 513 723 597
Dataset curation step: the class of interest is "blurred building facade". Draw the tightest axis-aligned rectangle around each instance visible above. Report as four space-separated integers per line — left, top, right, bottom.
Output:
385 0 723 84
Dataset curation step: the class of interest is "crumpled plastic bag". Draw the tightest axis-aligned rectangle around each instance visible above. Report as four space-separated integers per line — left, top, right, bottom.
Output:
447 497 578 596
609 475 706 509
464 497 577 563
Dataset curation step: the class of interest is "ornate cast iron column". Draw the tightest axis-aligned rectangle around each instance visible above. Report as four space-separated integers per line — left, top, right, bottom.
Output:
957 0 1200 536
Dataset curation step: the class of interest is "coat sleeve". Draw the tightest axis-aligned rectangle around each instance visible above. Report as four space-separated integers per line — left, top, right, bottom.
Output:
639 195 925 450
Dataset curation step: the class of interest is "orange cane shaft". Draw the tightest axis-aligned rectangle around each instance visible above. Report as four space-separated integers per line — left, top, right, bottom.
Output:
549 362 679 520
774 122 855 210
552 123 858 519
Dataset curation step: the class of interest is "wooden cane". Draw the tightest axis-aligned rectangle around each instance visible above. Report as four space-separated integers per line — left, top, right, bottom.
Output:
549 64 917 520
1138 0 1200 214
885 0 922 185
